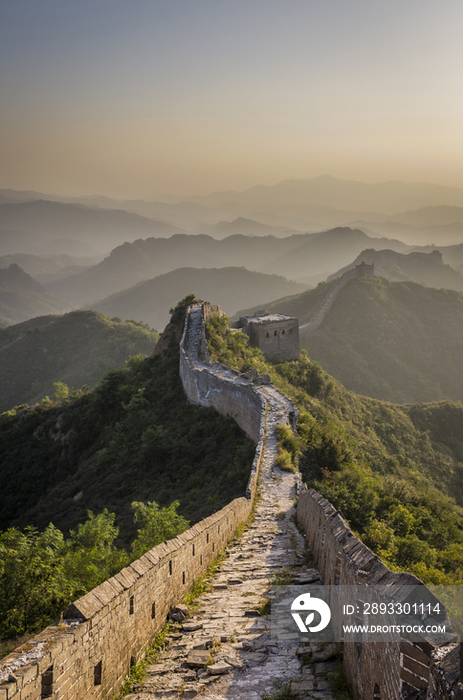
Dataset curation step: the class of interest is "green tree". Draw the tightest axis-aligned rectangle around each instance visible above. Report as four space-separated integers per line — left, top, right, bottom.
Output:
0 525 72 637
53 381 69 401
131 500 189 560
63 510 128 594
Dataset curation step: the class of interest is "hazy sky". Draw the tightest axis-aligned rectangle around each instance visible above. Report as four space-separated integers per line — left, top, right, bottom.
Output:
1 0 463 199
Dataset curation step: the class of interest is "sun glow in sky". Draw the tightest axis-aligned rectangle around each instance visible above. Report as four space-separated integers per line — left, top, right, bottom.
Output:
1 0 463 199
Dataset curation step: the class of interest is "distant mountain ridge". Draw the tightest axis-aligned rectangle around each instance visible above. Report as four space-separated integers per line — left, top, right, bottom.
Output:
3 178 463 241
92 266 307 330
194 216 299 239
46 227 410 306
178 175 463 215
391 205 463 227
0 252 101 284
328 249 463 293
0 264 64 326
0 200 185 253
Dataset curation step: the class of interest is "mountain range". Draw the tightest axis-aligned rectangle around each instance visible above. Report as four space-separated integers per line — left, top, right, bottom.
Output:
46 227 410 306
92 266 307 330
178 175 463 214
329 249 463 293
0 200 185 254
0 252 101 284
3 177 463 246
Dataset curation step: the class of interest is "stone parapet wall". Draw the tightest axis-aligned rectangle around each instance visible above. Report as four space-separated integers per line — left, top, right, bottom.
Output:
0 499 251 700
179 303 267 445
297 487 452 700
0 302 267 700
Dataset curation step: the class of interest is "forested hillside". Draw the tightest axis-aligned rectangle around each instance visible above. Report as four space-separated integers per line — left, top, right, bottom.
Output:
0 298 255 642
0 310 159 412
329 248 463 292
0 301 254 540
206 314 463 585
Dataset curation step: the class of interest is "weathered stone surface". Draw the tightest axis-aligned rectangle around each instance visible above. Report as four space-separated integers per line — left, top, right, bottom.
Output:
186 650 212 668
193 638 214 650
172 603 188 617
223 656 244 670
311 643 339 662
0 300 349 700
182 621 203 632
208 661 232 675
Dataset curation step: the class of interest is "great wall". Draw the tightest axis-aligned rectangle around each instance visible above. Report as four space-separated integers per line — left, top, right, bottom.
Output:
0 299 461 700
299 262 374 334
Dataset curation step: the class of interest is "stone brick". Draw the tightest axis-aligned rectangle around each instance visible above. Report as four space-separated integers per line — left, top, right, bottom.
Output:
18 681 41 700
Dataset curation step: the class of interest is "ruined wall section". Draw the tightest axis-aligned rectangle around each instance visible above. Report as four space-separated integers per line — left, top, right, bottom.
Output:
297 488 453 700
300 261 374 333
0 302 266 700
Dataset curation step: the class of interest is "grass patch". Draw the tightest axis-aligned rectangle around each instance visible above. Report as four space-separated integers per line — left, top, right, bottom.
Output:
270 567 295 585
275 423 302 473
183 549 227 609
255 598 271 616
115 623 173 698
328 661 353 700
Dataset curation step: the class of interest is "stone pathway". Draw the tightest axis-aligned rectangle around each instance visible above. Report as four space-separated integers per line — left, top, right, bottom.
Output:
125 380 347 700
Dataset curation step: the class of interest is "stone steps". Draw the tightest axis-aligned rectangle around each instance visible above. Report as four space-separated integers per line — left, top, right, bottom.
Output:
124 373 347 700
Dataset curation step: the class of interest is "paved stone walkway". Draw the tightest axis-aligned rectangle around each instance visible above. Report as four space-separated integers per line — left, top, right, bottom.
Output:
125 380 347 700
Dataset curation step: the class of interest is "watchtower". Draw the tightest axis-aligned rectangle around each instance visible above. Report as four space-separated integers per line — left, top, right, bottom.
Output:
236 312 300 361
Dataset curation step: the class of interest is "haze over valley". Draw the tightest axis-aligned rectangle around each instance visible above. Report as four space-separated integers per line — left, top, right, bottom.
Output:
2 176 463 418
